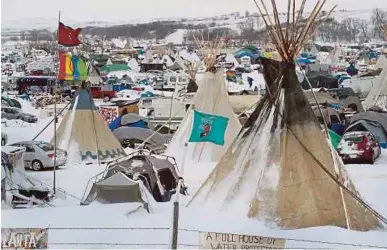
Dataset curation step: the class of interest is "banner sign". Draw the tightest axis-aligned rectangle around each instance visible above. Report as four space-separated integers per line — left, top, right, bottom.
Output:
1 228 48 249
99 106 119 124
199 231 286 249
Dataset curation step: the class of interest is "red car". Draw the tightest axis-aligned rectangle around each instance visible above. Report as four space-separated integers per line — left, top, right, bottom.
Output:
337 131 382 164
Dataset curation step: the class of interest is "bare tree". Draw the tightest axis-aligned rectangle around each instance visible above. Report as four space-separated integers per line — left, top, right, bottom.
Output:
359 20 369 41
238 16 262 42
371 8 387 38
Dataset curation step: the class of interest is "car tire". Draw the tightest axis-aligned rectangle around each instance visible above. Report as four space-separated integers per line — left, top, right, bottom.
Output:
31 160 43 171
1 139 5 146
103 96 110 102
369 152 375 164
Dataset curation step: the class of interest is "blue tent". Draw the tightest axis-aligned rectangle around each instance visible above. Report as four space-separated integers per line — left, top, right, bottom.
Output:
109 113 148 131
297 58 313 64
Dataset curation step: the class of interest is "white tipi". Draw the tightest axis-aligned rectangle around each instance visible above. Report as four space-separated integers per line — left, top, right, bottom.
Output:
166 40 241 175
188 0 381 232
364 54 387 110
52 87 126 163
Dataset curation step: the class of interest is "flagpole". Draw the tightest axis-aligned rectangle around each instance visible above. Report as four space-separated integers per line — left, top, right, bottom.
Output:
53 10 61 195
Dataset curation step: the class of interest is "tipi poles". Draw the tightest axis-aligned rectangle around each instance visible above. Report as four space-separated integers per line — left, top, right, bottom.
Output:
301 69 351 229
53 11 61 194
31 101 71 141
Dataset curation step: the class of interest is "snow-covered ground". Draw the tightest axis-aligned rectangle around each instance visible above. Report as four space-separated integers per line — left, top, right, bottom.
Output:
2 98 387 248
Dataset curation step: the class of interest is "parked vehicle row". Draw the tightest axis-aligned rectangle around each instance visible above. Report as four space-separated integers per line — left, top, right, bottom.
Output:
1 106 38 123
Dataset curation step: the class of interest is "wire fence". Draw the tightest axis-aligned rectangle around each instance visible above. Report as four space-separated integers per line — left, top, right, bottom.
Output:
41 227 387 249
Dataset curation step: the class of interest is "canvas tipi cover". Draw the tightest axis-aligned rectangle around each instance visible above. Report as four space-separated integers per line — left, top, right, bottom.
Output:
166 71 241 166
53 88 126 163
364 55 387 110
188 0 381 231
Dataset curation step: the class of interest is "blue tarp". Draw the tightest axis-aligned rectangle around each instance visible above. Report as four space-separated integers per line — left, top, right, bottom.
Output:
109 116 148 130
297 58 313 64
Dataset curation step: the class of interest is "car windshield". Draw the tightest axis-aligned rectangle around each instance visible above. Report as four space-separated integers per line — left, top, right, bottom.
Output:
37 142 54 151
12 108 22 113
344 136 363 143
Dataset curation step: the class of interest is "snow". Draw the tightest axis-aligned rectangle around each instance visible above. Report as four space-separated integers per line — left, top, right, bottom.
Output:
2 98 387 249
164 29 186 45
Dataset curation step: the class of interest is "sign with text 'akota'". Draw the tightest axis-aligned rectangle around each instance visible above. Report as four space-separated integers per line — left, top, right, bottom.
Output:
199 231 286 249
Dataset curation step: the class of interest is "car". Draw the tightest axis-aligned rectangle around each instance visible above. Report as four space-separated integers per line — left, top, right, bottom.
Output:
8 141 67 171
1 132 7 146
337 131 381 164
1 106 38 123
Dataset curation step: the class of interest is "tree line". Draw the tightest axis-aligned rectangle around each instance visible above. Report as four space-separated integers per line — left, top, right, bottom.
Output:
7 8 387 44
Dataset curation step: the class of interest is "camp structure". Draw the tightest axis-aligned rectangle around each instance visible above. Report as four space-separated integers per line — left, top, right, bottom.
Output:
86 62 103 85
52 87 126 163
81 171 151 212
188 0 382 231
363 53 387 111
2 146 51 207
165 37 241 169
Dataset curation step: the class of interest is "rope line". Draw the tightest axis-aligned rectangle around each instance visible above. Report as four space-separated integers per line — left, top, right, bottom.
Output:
42 227 387 248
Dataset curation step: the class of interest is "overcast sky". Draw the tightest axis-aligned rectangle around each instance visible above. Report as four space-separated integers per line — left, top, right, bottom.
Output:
2 0 387 25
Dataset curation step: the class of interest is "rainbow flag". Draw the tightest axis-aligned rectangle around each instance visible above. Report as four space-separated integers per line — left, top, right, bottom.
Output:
58 52 88 81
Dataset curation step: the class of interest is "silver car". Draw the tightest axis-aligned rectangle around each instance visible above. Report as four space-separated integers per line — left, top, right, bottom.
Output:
9 141 67 171
1 106 38 123
1 132 7 146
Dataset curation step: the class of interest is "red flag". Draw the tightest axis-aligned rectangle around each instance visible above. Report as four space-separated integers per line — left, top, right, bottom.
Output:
58 22 82 46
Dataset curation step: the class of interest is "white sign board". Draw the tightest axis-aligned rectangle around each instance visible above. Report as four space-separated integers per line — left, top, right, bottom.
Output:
199 231 286 249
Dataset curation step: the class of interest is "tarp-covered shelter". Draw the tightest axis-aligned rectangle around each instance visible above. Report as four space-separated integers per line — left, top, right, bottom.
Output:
109 113 149 131
106 152 181 202
100 64 130 74
1 146 50 206
112 127 169 146
304 91 342 106
301 71 338 89
346 111 387 148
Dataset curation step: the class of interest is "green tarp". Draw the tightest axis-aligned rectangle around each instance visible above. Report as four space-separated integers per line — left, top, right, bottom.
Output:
100 64 130 73
329 129 342 149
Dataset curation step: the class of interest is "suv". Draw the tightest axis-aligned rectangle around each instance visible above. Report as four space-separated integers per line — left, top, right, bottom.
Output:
337 131 381 164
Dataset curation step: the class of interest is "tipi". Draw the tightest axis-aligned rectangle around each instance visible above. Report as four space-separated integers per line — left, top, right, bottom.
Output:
363 54 387 110
188 0 382 231
166 39 241 167
53 86 126 163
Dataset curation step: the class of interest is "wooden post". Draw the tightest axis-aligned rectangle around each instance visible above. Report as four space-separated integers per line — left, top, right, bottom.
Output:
171 199 180 249
170 142 188 249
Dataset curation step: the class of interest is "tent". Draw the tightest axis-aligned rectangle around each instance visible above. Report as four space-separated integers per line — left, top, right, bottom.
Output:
86 63 103 85
363 54 387 111
346 111 387 148
100 64 130 74
1 146 50 206
188 1 381 231
112 127 169 147
166 46 241 167
52 88 126 163
106 152 181 202
109 113 149 131
127 58 140 72
81 171 149 210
